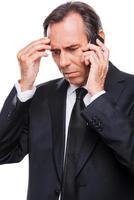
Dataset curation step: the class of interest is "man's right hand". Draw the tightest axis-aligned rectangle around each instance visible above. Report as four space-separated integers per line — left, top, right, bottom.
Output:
17 38 51 91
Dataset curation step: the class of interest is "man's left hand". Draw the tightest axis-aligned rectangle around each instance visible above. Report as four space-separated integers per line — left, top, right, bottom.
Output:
81 39 109 96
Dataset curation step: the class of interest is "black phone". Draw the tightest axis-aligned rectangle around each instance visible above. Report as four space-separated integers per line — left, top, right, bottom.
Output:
91 33 104 45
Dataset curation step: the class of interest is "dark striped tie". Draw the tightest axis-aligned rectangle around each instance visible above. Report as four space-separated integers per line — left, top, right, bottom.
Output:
62 87 88 200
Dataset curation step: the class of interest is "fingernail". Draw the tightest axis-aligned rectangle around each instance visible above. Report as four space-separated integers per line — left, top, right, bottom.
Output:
45 50 50 55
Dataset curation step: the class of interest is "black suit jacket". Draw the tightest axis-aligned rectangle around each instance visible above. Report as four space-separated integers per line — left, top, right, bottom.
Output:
1 62 134 200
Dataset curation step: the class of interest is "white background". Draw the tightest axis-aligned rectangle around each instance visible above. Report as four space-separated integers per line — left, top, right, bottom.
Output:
0 0 134 199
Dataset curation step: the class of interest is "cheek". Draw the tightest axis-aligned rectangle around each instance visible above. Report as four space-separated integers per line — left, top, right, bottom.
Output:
77 61 89 76
71 51 85 69
71 55 82 69
75 54 89 75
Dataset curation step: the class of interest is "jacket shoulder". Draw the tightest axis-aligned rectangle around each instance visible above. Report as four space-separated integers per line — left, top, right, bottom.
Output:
108 62 134 84
37 78 62 90
34 78 65 98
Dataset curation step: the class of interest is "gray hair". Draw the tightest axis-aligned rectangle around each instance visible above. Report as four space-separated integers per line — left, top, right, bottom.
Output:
43 1 103 42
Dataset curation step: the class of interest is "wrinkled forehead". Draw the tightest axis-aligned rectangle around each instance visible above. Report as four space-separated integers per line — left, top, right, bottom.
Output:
47 13 87 47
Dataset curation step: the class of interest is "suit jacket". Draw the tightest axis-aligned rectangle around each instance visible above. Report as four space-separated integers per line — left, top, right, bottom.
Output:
0 62 134 200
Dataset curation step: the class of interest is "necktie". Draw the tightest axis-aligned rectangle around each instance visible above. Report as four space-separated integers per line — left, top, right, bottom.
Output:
61 87 88 200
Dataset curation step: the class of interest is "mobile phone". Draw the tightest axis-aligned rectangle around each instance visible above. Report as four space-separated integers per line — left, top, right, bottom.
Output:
91 33 104 45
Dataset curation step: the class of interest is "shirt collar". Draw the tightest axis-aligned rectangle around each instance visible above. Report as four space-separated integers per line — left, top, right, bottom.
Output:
67 84 78 96
67 83 87 96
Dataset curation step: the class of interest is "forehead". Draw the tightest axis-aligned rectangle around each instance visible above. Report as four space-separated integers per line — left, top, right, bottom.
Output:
47 13 87 47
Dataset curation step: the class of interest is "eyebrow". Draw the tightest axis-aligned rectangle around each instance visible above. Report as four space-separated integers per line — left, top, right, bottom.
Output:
50 48 60 52
51 44 80 51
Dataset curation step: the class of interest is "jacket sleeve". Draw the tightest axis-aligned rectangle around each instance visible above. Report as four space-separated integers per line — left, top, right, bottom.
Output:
82 92 134 175
0 87 31 164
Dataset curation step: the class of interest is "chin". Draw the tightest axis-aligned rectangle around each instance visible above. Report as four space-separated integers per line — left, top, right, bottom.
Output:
67 77 86 86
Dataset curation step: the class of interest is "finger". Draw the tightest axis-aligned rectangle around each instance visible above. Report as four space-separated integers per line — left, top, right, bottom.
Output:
96 38 104 47
82 44 105 67
96 39 110 60
81 44 109 80
29 51 48 63
83 51 100 66
25 37 51 50
84 51 108 81
101 46 109 60
17 38 51 59
18 38 50 58
88 56 106 82
90 41 109 77
82 50 99 63
81 42 100 52
82 41 109 61
86 43 103 54
24 44 51 57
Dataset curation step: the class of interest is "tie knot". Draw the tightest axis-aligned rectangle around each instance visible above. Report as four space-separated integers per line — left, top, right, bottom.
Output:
76 88 88 100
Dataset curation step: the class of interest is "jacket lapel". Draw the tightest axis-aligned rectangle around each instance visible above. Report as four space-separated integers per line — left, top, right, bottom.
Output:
48 79 69 182
76 126 99 176
104 62 126 102
75 62 126 176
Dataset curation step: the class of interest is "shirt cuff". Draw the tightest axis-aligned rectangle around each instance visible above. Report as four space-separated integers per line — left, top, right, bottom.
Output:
15 81 36 102
90 90 106 104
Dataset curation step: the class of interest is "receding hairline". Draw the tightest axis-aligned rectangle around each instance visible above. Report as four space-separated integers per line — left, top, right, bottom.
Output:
46 11 91 39
43 1 103 41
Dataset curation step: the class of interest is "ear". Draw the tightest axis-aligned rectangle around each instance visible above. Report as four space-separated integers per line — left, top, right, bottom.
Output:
98 30 105 42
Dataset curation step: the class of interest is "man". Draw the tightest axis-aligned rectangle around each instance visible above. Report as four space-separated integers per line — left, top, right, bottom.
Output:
0 1 134 200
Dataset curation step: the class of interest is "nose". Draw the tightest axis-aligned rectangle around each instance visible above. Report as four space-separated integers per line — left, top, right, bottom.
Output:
60 52 70 68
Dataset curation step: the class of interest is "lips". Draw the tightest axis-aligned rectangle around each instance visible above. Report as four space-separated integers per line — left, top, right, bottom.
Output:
64 71 79 78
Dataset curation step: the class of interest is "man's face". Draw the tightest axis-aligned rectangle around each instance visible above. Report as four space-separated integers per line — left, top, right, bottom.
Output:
47 13 90 86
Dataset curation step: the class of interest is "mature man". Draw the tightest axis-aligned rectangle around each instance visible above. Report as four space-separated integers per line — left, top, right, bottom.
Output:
0 1 134 200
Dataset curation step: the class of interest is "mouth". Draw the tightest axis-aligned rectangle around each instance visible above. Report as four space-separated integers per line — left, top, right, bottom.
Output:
64 71 79 78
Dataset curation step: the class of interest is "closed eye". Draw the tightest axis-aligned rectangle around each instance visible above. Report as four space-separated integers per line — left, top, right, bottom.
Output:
68 47 78 51
66 45 80 53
